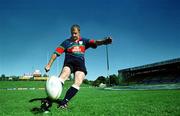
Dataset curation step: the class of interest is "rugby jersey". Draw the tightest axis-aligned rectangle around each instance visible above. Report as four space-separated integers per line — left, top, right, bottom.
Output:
54 37 97 61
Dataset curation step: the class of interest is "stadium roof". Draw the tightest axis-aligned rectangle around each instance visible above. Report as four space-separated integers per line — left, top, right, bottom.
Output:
119 57 180 72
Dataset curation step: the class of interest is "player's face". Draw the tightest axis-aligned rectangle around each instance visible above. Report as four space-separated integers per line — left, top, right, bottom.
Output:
71 27 80 40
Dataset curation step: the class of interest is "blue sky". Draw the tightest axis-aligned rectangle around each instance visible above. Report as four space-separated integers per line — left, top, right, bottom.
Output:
0 0 180 80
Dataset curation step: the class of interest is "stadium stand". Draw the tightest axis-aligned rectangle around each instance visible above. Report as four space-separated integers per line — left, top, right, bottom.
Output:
118 58 180 84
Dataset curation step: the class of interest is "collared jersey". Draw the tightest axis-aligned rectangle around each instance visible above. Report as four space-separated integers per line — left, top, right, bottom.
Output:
54 37 97 61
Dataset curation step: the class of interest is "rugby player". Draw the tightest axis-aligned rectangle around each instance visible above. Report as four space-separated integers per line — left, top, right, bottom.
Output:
45 24 112 109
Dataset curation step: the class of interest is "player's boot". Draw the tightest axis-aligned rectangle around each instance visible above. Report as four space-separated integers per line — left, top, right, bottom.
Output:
57 99 68 109
41 97 52 112
57 85 79 109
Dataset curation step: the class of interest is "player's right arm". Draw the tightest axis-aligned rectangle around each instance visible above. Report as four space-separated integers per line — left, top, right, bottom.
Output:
45 53 58 72
45 41 66 72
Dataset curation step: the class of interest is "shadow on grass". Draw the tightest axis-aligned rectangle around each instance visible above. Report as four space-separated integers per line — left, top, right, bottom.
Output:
29 97 61 115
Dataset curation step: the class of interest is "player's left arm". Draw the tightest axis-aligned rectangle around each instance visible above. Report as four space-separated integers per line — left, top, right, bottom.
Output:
95 36 112 46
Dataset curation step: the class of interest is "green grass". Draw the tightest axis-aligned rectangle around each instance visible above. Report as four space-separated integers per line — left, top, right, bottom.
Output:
0 81 180 116
0 81 46 88
0 81 90 88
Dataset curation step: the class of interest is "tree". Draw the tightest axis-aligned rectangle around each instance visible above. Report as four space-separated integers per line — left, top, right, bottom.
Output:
1 74 5 78
43 74 48 77
109 74 119 86
92 76 106 86
92 79 100 87
83 79 89 84
1 74 7 81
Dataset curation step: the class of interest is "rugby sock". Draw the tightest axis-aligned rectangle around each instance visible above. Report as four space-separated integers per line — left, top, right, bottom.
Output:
61 85 79 105
59 78 64 86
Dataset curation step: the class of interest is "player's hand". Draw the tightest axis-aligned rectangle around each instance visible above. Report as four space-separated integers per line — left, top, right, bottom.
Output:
104 37 112 45
45 65 51 72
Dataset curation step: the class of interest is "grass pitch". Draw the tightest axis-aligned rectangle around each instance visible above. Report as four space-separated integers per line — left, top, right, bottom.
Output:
0 81 180 116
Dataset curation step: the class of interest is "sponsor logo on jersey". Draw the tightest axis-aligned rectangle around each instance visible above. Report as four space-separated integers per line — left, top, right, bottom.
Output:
72 46 81 52
79 41 83 45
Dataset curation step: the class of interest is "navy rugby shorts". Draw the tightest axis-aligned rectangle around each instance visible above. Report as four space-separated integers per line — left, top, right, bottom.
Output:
63 57 87 75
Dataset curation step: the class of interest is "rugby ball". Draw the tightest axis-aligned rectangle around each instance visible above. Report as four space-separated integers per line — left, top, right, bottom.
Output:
46 76 62 100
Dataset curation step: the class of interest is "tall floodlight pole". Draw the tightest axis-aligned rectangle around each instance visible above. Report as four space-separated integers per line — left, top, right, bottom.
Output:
106 45 110 86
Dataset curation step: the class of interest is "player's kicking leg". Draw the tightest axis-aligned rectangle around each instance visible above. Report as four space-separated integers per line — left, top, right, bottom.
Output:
58 71 85 109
